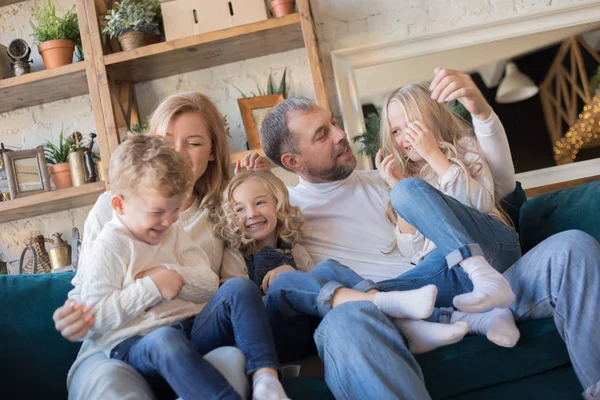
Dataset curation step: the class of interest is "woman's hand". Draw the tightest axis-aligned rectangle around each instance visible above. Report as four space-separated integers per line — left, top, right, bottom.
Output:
53 300 94 342
235 152 271 174
136 266 183 300
375 149 404 188
429 68 492 121
261 264 295 293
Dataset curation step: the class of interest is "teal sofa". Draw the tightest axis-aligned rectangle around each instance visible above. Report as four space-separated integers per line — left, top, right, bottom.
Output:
1 181 598 399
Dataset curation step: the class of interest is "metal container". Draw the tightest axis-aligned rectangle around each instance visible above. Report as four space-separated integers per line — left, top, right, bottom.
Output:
48 233 71 270
68 148 86 187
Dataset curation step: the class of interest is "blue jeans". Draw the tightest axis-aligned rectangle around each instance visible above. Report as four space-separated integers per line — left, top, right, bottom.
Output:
264 259 377 363
377 178 521 306
429 230 600 391
110 278 279 400
313 231 600 399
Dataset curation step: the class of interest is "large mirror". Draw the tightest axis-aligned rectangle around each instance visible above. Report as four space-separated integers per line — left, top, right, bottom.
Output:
332 3 600 194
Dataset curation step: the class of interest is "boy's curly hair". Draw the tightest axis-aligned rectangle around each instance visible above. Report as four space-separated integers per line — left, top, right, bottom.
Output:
212 170 304 257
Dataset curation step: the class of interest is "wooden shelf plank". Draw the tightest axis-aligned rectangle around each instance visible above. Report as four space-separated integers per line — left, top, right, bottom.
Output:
0 181 106 223
0 0 26 6
0 62 89 113
104 14 304 83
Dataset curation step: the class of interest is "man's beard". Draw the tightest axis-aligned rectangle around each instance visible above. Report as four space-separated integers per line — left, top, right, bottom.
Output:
305 142 357 182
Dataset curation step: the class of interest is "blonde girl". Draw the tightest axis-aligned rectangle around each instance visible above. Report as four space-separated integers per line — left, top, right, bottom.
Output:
371 69 521 347
215 169 315 292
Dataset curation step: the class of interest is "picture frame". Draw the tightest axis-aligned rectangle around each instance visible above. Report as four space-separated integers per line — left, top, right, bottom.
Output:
238 94 284 150
3 146 51 200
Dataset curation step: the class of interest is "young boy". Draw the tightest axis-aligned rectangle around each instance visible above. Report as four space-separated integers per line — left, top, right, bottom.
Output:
68 135 288 400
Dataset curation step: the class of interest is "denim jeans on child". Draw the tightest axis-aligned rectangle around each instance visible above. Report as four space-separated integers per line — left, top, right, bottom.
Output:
375 178 521 306
245 240 297 291
110 278 280 400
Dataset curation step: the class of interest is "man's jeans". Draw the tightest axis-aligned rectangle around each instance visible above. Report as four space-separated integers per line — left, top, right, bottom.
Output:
377 178 521 306
110 278 279 400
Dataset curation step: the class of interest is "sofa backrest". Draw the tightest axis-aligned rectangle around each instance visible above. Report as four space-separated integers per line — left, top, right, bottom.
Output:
0 272 79 399
519 181 600 252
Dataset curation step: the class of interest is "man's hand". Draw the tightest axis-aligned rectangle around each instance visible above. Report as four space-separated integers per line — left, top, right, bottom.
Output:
235 152 271 174
53 300 94 342
261 265 295 293
375 149 404 188
136 266 183 300
429 68 492 121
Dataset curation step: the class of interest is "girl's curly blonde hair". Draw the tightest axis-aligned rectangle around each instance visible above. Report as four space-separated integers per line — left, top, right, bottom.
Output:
212 170 304 257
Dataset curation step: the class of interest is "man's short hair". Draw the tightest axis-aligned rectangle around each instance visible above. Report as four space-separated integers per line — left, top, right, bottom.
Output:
259 97 314 170
108 135 192 198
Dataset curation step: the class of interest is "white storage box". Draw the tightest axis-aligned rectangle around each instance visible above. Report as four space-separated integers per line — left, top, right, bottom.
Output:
161 0 268 41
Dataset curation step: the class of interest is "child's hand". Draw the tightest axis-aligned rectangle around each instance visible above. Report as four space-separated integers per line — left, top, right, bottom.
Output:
53 300 95 342
404 121 442 161
375 149 404 188
429 68 492 121
261 264 295 293
235 152 271 174
136 266 183 300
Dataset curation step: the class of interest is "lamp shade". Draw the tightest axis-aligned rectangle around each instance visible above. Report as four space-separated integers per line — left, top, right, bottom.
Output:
495 62 539 104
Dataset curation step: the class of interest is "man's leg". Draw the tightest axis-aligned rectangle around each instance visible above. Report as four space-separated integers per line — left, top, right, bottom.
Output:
504 230 600 392
314 301 431 400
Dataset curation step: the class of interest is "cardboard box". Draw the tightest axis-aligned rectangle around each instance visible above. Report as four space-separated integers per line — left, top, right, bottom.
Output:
161 0 268 41
0 45 13 80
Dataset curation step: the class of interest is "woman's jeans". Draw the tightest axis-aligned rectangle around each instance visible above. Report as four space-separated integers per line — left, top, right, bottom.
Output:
377 178 521 306
110 278 279 400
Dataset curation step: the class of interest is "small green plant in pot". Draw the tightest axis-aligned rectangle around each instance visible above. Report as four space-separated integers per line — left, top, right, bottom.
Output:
103 0 162 52
31 0 82 69
44 129 73 189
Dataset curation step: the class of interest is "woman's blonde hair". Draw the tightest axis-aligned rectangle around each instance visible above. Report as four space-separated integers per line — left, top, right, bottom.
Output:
149 92 231 211
380 83 510 226
213 170 304 257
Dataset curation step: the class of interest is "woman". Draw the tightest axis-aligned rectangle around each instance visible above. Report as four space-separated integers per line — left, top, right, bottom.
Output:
54 93 253 400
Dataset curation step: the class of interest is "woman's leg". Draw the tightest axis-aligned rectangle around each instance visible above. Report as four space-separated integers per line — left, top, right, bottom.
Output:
69 352 156 400
389 178 520 312
117 327 241 400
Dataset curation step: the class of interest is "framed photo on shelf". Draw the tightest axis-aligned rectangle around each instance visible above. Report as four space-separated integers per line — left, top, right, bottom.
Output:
3 147 51 200
238 94 284 150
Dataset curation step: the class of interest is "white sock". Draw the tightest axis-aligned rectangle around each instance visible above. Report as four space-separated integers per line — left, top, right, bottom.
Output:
252 373 290 400
394 319 469 354
373 285 437 319
450 308 520 347
452 256 515 313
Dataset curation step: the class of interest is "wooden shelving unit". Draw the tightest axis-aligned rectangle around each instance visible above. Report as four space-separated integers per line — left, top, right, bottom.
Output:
104 14 304 83
0 181 106 223
0 0 328 223
0 62 88 113
0 0 26 6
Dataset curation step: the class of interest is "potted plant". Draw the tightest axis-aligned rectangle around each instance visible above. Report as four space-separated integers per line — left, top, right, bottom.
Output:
353 108 381 167
44 130 72 189
235 68 290 99
103 0 161 52
271 0 296 17
31 0 81 69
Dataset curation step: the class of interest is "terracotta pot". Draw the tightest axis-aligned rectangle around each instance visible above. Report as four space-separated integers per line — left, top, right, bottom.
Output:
118 31 146 51
38 39 75 69
271 0 296 17
48 162 73 190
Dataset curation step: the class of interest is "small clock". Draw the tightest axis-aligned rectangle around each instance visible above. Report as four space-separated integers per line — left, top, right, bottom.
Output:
7 39 31 62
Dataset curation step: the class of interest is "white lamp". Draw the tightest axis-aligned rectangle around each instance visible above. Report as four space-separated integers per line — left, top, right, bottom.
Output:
495 62 539 103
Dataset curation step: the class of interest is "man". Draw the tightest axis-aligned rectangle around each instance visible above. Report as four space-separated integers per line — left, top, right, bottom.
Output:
258 69 600 399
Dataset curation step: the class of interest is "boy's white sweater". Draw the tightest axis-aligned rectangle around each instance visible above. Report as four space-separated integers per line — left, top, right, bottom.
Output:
66 213 219 387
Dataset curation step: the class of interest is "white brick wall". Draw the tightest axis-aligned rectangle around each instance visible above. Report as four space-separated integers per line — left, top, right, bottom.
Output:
0 0 588 263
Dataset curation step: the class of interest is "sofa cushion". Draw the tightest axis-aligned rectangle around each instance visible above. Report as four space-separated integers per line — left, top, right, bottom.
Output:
499 181 527 232
416 318 577 399
0 272 81 400
519 181 600 252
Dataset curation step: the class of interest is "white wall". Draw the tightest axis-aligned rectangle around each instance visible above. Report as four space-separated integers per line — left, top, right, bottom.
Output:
0 0 591 264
